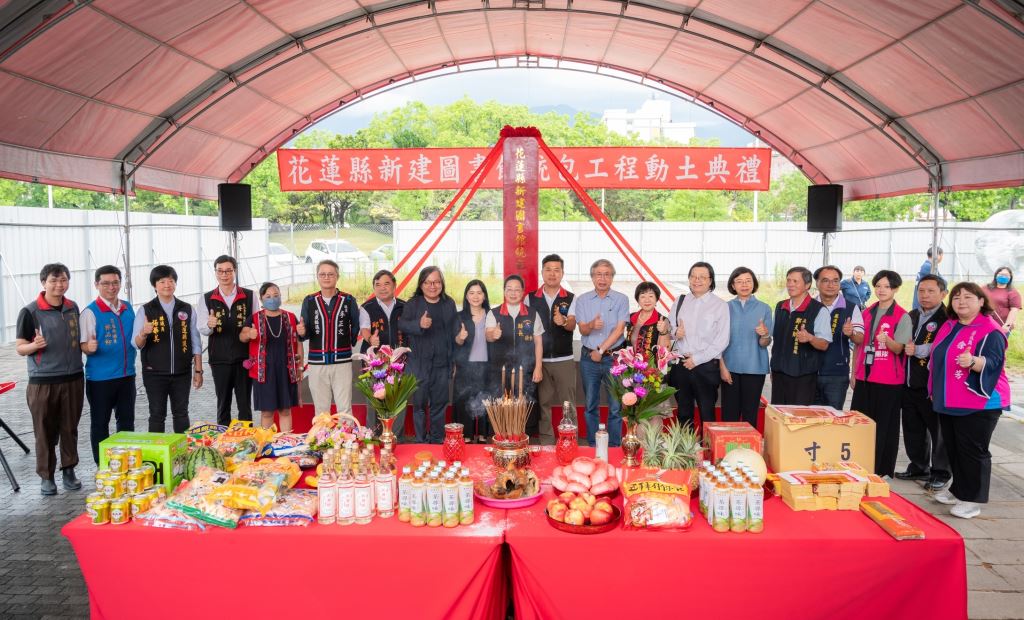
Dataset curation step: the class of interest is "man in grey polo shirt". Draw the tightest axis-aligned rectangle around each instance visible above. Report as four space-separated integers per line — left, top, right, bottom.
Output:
572 259 629 447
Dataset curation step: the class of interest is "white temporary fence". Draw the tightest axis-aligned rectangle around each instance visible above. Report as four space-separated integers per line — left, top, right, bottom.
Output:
394 219 1018 286
0 206 272 343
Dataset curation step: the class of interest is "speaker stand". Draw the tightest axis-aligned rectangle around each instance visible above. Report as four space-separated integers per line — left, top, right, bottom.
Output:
229 231 239 260
821 232 831 265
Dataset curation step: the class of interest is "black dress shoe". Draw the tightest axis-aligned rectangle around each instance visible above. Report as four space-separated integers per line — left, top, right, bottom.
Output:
62 468 82 491
895 469 930 481
925 476 950 491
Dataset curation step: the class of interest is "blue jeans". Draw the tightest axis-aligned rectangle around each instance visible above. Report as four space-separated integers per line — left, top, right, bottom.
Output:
580 354 622 447
815 374 850 411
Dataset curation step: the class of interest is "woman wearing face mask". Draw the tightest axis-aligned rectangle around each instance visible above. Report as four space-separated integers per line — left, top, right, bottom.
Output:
985 267 1020 335
928 282 1011 519
240 283 304 431
453 280 493 443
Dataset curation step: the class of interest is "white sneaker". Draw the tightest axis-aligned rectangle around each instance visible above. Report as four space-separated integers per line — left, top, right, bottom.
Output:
950 501 981 519
933 489 957 505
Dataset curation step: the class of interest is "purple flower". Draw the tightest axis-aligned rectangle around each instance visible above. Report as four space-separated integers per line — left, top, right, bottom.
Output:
610 364 627 376
633 360 648 371
369 358 385 368
386 375 395 385
633 373 645 384
634 386 647 399
373 382 385 392
372 369 387 380
622 378 633 388
390 362 405 372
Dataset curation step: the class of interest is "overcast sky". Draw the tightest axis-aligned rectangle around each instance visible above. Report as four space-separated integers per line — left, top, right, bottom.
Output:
309 68 754 146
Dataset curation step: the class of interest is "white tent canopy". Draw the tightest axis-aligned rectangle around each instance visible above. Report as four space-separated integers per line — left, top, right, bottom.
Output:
0 0 1022 201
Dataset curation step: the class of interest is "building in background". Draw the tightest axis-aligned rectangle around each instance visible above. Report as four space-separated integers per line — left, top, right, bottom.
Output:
602 98 695 143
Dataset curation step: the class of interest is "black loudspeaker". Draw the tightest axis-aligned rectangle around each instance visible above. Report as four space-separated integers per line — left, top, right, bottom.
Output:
807 184 843 233
218 183 252 231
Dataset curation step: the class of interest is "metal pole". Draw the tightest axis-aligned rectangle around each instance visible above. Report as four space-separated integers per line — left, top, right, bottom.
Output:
290 222 295 286
753 190 759 223
230 231 239 260
121 166 133 304
47 185 53 209
930 166 942 275
822 232 830 265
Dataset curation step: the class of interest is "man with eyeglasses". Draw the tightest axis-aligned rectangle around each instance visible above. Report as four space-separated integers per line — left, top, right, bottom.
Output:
197 255 257 426
813 265 864 410
79 265 137 463
574 259 630 447
297 259 360 418
15 263 85 495
667 261 730 430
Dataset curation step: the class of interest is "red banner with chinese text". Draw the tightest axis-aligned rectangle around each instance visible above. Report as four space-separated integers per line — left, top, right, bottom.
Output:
503 138 540 291
277 147 771 191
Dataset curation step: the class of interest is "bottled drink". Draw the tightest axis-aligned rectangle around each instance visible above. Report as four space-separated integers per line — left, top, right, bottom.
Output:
397 466 413 523
354 465 373 525
336 463 354 526
458 467 474 525
730 480 748 533
713 476 730 532
375 464 396 518
747 479 764 534
410 472 426 527
426 473 443 527
442 473 460 528
317 455 337 525
594 423 609 462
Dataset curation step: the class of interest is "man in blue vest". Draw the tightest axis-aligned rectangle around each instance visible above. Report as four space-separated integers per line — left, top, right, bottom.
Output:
15 263 85 495
770 267 832 405
196 255 256 426
813 265 864 410
80 265 137 463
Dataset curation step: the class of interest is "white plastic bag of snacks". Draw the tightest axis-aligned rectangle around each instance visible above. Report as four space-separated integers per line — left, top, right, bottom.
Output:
135 498 206 531
621 468 694 531
239 489 319 527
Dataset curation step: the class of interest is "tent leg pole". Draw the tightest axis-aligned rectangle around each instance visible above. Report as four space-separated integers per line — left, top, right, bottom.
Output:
930 166 941 275
121 167 133 304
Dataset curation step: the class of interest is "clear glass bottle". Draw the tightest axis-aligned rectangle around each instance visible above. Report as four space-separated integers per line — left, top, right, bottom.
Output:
317 454 336 525
458 467 475 525
337 460 354 526
426 472 443 527
375 460 396 518
442 473 460 528
353 464 373 525
594 423 609 462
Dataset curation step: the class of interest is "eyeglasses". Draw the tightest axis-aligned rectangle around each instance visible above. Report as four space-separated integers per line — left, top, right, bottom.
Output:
423 280 442 286
592 272 613 279
818 278 840 285
317 272 338 278
97 281 121 288
216 269 235 275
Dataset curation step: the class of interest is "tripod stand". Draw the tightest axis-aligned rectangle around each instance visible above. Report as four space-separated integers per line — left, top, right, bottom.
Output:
0 382 30 492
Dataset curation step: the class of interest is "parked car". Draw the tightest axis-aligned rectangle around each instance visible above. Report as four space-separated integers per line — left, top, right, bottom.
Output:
369 244 394 261
303 238 368 264
268 242 301 266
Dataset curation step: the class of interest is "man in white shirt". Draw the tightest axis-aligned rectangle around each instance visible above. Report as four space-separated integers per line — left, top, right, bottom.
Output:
667 262 730 430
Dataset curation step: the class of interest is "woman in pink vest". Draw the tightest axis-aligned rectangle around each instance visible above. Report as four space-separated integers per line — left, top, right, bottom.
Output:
851 270 913 478
928 282 1011 519
240 283 304 432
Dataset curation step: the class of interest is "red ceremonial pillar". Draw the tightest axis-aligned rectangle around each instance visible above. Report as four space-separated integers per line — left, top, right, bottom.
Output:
503 137 539 291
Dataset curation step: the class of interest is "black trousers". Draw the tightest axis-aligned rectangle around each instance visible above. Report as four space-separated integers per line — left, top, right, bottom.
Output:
452 362 493 439
770 372 817 406
211 362 252 426
940 409 1001 503
412 364 452 444
669 359 721 430
901 387 950 479
851 380 903 477
720 373 766 427
143 372 191 433
86 376 136 463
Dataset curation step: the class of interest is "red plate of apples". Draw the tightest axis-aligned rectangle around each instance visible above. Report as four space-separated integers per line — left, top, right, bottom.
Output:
545 491 621 534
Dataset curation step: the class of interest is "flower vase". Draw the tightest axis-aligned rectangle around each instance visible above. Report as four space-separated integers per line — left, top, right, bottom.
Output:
379 416 397 453
443 423 465 462
556 424 578 465
621 421 641 467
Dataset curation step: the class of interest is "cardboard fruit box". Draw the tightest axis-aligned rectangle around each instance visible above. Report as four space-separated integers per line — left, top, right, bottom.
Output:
99 432 188 491
703 421 763 463
763 405 875 474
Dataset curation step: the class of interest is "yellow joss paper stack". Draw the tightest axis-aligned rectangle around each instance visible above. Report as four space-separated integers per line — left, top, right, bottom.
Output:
813 461 890 497
774 470 869 511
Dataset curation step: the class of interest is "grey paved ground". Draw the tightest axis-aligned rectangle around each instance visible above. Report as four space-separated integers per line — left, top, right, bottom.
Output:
1 334 1023 618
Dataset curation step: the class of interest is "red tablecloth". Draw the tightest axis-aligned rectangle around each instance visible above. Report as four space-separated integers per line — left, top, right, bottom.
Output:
63 445 509 620
507 448 967 620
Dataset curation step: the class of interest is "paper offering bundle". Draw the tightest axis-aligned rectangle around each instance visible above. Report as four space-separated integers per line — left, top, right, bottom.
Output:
860 501 925 540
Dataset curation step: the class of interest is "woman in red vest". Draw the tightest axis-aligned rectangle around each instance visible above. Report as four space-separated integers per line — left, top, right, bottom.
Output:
851 270 913 478
240 283 304 432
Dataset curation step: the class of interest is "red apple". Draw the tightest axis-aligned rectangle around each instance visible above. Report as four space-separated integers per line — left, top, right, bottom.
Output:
569 497 589 513
548 502 568 522
581 492 597 507
589 508 613 525
565 509 586 526
558 492 576 505
593 500 614 514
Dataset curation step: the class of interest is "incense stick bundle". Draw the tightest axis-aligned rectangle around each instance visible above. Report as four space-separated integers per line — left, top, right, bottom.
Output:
482 394 535 441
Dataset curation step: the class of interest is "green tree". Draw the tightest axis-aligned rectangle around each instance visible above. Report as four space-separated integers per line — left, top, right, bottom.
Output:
663 190 730 221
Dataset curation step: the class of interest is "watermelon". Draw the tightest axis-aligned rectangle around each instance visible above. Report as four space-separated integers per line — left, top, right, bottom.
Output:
185 445 226 479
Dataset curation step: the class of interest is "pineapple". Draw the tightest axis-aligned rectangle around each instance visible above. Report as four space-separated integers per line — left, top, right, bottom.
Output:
638 419 666 468
662 421 703 470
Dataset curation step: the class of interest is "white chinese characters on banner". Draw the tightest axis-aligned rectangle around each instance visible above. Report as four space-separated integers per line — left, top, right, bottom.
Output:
379 156 402 185
409 154 432 184
288 155 312 186
350 156 372 184
736 154 762 184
